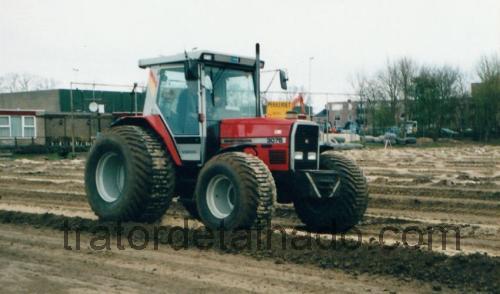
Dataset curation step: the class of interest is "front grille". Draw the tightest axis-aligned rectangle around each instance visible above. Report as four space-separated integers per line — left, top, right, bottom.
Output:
269 150 287 164
293 124 319 170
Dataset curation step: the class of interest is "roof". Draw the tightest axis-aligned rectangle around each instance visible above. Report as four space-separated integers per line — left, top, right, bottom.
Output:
0 109 42 115
138 50 265 69
314 109 328 117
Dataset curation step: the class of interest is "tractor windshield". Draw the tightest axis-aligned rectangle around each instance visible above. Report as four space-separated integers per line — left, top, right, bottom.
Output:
204 66 257 121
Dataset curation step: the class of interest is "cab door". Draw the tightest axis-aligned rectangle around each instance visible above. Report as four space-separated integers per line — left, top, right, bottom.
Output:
155 65 204 164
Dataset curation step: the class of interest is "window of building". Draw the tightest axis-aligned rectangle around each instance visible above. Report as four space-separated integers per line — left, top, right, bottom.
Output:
23 116 36 137
330 104 342 111
0 115 36 138
0 116 10 137
11 116 22 137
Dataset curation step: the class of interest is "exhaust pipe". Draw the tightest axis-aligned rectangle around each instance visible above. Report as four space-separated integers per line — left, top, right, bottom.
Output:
255 43 261 117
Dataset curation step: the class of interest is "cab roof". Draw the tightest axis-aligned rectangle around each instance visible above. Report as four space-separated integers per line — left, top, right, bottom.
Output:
138 50 264 69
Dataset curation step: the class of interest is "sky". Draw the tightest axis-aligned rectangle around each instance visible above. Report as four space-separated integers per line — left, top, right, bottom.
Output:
1 0 499 109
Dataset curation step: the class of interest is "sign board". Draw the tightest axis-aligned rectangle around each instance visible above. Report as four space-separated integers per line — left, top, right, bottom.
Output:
266 101 292 119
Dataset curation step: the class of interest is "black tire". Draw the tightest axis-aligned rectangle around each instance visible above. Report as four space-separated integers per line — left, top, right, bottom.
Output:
293 152 368 232
195 152 275 230
85 125 175 222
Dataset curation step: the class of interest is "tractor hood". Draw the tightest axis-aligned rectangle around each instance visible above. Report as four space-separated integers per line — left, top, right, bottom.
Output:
220 117 295 139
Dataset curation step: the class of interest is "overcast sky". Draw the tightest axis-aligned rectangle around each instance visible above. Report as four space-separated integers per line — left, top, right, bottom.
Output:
1 0 499 107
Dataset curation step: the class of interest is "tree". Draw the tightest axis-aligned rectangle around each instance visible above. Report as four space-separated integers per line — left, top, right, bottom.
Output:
396 57 417 136
473 54 500 141
351 56 498 141
377 60 400 126
413 65 464 140
0 73 58 93
352 73 389 134
413 66 439 139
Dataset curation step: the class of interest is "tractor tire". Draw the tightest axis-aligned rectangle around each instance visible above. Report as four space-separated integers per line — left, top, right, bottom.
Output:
85 125 175 223
195 152 275 230
293 152 368 232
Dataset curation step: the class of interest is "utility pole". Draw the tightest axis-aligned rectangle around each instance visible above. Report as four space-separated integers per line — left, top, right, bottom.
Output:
70 68 79 157
70 82 75 156
308 56 314 117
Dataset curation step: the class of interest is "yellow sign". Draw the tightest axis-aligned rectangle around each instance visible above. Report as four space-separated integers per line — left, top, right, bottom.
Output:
266 101 292 118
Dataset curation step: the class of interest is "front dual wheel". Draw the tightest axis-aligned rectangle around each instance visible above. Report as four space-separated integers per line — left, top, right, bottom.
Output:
206 174 236 219
195 152 276 230
293 152 369 232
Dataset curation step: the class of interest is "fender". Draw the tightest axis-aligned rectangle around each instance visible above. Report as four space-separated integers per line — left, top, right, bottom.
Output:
216 144 258 156
111 115 182 166
319 144 334 154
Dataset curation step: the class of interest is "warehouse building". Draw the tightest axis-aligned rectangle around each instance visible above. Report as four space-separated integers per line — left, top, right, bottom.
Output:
0 89 144 149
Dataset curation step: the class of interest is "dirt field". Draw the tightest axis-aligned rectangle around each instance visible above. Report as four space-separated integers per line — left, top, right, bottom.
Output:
0 145 499 292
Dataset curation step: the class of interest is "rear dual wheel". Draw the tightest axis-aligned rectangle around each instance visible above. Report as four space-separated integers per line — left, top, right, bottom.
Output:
85 125 176 222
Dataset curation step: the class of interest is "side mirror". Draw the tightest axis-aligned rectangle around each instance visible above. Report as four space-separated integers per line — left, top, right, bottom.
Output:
279 69 288 90
184 60 199 80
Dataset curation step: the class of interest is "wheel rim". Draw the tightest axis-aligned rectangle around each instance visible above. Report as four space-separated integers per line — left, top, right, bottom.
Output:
95 152 126 203
206 174 235 219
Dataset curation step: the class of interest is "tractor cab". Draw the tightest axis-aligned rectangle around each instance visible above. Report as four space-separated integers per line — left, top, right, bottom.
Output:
138 48 292 165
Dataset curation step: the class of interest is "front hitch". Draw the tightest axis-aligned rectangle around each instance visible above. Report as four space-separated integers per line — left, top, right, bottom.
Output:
294 170 341 199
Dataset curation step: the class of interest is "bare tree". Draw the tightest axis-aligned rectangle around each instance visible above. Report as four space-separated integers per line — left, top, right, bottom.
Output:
351 56 494 140
396 57 417 125
0 73 59 93
352 71 391 134
477 54 500 81
377 60 400 126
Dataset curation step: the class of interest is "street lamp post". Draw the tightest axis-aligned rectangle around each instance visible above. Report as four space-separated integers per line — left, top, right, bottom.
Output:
70 68 79 156
70 82 75 156
308 57 314 117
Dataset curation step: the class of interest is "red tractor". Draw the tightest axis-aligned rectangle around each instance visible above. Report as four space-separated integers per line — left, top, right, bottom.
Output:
85 44 368 231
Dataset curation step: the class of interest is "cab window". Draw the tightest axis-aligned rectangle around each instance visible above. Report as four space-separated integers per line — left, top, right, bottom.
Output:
204 66 256 122
157 67 199 135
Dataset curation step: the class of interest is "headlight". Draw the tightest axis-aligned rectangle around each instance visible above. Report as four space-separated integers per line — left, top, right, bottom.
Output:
307 152 317 160
294 152 303 160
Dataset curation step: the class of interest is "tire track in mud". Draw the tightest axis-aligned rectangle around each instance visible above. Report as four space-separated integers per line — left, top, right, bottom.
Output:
0 210 498 292
0 168 498 257
368 184 500 200
0 197 499 259
2 178 498 214
0 225 456 294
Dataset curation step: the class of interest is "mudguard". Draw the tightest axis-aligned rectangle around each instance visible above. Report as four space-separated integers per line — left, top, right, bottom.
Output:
111 115 182 166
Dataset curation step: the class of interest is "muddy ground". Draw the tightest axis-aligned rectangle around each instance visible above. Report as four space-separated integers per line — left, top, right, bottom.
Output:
0 145 498 293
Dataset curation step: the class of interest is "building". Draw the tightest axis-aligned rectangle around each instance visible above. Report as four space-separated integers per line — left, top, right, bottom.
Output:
313 100 361 131
0 89 144 149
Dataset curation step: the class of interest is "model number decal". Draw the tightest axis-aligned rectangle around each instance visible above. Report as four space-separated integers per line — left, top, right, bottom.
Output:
221 137 287 144
267 137 285 144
